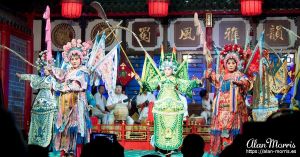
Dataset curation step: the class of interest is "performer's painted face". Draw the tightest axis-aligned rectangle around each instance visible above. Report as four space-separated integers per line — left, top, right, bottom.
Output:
164 67 173 77
226 59 237 72
70 55 81 69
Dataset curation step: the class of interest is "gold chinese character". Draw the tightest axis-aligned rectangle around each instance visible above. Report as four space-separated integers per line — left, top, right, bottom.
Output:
224 27 240 42
179 27 195 40
268 25 284 41
139 27 151 43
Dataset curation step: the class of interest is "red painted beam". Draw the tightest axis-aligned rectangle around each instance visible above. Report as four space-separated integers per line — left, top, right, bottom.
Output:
206 27 213 51
34 9 300 18
168 11 240 16
104 9 300 17
264 9 300 15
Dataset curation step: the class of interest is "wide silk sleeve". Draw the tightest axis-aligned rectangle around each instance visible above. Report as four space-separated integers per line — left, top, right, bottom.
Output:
20 74 42 89
177 78 201 98
239 74 252 93
140 75 160 92
19 74 34 81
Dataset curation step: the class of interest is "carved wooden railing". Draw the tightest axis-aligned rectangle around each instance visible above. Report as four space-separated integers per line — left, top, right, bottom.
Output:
91 119 211 150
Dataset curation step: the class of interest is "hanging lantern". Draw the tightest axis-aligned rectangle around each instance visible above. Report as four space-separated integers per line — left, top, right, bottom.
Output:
61 0 83 18
240 0 263 16
148 0 169 17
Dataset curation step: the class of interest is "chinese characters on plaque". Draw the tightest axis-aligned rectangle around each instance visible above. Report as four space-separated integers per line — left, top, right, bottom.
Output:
179 27 196 41
268 25 284 41
138 27 151 43
132 22 158 47
265 20 290 47
217 21 246 47
224 26 240 42
174 21 200 47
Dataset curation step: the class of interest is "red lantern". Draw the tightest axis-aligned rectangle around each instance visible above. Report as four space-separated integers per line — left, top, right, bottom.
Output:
61 0 83 18
240 0 263 16
148 0 169 17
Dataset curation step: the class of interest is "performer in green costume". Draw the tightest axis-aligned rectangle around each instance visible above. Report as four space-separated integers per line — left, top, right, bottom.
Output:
135 47 202 151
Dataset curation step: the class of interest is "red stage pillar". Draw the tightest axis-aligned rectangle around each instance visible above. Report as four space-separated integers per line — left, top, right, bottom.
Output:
23 13 34 133
206 26 213 51
0 24 10 110
205 13 213 92
24 39 33 133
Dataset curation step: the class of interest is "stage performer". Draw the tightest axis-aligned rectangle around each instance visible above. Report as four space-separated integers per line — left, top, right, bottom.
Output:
135 47 202 151
251 49 283 121
16 50 57 147
204 44 252 157
50 39 92 156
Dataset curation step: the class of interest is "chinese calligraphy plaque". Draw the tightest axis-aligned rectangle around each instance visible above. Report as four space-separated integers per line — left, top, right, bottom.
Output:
219 21 245 47
132 22 158 47
265 20 290 47
174 21 200 47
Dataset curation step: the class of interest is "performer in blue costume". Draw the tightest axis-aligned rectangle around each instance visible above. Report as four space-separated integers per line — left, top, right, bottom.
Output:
16 50 57 147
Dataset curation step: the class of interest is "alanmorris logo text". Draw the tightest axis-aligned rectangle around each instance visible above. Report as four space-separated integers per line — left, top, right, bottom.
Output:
246 138 296 149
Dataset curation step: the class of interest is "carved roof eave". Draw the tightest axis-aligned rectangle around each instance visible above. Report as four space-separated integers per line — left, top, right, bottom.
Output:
0 9 32 35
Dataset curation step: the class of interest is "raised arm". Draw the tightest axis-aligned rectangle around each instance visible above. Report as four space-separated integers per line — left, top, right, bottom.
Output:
232 74 252 94
17 73 43 89
17 73 36 81
135 74 160 92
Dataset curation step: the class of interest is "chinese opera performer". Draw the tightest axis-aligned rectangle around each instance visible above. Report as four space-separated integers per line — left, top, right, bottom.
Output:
136 46 202 151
